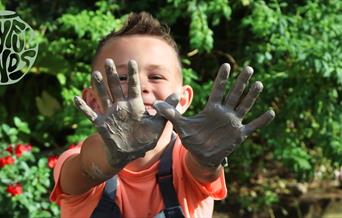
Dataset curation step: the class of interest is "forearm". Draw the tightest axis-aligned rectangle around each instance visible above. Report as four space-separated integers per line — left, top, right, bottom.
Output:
185 151 222 184
60 134 120 195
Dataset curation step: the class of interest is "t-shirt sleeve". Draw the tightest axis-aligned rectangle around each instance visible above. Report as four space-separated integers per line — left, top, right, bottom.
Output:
49 142 105 218
173 137 227 200
50 143 82 204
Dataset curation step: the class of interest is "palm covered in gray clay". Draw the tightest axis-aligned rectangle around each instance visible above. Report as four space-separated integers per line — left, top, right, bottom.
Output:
74 59 177 169
153 64 275 168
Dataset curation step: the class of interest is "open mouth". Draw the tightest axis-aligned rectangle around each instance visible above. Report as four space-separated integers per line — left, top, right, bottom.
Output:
145 104 157 115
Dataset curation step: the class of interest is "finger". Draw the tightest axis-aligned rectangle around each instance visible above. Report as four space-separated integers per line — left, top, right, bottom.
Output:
93 71 111 111
153 100 183 128
127 60 145 116
236 81 263 118
152 93 179 119
208 63 231 104
127 60 142 100
225 66 253 109
164 93 180 108
242 110 275 136
74 96 98 122
105 58 124 102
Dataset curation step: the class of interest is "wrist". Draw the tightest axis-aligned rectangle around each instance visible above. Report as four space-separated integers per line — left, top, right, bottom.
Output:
189 149 229 171
186 152 222 183
80 134 119 182
188 152 222 170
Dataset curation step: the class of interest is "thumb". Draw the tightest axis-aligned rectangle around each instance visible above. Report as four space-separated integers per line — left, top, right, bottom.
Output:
153 100 181 125
164 93 179 108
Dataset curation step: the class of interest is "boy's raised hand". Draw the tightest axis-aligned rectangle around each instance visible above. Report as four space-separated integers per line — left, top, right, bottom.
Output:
74 59 178 170
153 64 275 168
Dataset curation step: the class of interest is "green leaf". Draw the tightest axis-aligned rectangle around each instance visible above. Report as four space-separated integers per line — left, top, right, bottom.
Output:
35 91 61 117
13 117 30 134
56 73 66 85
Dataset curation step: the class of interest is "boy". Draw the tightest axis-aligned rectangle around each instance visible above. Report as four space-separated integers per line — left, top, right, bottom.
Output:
50 12 274 218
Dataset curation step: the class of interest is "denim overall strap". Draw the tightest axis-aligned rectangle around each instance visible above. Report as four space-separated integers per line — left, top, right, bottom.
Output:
156 134 185 218
91 134 184 218
90 175 121 218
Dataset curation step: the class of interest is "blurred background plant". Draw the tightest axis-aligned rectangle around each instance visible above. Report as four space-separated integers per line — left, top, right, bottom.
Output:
0 0 341 217
0 118 59 217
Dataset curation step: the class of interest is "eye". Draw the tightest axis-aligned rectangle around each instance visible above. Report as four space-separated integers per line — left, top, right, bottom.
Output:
149 74 164 80
119 75 127 81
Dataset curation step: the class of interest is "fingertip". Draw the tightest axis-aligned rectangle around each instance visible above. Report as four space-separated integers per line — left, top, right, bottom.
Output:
268 109 276 118
170 93 180 101
105 58 114 67
92 71 103 83
166 93 180 107
222 63 231 72
152 100 162 108
128 59 138 69
263 110 276 125
244 66 254 76
73 96 87 113
253 81 264 92
74 96 82 106
219 63 231 79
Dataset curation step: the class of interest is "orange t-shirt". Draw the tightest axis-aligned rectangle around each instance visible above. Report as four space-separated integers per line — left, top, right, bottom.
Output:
50 136 227 218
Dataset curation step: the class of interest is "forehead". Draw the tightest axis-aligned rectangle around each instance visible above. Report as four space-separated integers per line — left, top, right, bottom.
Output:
93 35 181 76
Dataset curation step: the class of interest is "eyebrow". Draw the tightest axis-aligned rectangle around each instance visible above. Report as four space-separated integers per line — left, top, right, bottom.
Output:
146 64 169 72
115 63 170 73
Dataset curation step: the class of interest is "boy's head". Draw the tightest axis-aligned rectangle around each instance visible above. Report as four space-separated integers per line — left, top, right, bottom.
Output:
92 12 181 74
83 12 193 115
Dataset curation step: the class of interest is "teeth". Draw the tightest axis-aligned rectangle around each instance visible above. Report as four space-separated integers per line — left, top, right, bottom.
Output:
144 105 156 115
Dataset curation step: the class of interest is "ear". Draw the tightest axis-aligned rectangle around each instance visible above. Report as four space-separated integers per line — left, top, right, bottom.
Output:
177 85 193 114
82 88 102 114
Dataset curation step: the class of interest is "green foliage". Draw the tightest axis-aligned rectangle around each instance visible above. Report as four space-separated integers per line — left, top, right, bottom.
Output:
159 0 231 52
0 120 59 217
240 0 342 177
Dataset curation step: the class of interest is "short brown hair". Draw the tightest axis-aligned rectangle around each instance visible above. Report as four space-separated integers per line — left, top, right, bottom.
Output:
92 12 180 69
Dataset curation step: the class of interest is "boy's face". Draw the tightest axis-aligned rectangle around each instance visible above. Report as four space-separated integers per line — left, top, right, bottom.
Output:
90 35 190 115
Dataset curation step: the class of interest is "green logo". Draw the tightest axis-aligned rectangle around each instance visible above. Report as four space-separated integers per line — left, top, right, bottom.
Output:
0 10 39 85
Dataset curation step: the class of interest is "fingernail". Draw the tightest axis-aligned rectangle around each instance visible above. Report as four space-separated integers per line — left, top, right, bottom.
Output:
268 110 276 118
220 63 231 78
105 58 114 66
105 59 114 72
93 71 103 82
128 60 137 68
74 96 81 105
253 81 263 92
244 66 254 76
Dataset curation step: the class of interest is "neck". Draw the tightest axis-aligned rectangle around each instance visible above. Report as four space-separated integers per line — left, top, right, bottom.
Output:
125 122 174 171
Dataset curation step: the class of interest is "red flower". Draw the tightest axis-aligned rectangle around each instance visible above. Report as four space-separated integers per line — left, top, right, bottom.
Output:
15 144 26 157
25 144 32 151
6 183 23 196
6 156 14 165
6 145 13 154
0 158 6 168
0 156 15 168
48 155 58 169
15 144 32 157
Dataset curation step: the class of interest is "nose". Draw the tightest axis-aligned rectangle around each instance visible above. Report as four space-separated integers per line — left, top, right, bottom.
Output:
139 75 151 95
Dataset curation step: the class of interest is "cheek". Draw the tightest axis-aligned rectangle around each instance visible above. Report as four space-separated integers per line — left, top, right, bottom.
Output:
155 85 176 100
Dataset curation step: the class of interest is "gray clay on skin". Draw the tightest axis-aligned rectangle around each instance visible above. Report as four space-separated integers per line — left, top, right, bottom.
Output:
74 59 178 171
154 64 275 168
